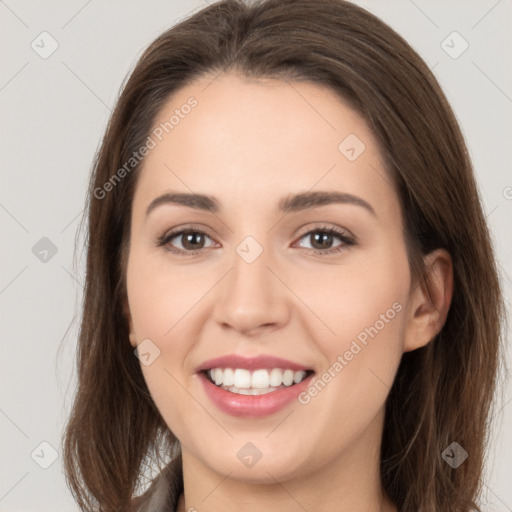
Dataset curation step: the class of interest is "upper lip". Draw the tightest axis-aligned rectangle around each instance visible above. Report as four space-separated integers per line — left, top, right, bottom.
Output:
196 354 313 372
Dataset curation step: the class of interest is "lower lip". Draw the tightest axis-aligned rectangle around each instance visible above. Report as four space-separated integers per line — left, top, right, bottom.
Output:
198 372 314 417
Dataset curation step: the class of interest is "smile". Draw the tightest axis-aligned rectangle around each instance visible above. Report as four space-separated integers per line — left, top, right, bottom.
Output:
196 354 316 417
205 367 313 395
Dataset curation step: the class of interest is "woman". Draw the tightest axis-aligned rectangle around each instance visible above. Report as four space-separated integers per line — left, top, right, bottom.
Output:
62 0 506 511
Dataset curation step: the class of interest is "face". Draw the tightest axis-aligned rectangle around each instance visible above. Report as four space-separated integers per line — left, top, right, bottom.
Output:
125 72 416 483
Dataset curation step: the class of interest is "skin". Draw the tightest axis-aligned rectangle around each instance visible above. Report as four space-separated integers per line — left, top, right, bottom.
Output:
125 72 453 512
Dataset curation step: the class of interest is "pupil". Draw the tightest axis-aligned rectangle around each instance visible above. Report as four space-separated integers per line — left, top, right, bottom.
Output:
312 232 332 249
183 232 203 250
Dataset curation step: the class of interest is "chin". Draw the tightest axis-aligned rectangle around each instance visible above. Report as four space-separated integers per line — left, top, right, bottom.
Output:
200 445 312 484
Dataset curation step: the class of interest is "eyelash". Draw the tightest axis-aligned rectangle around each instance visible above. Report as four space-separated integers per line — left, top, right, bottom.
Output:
156 225 356 256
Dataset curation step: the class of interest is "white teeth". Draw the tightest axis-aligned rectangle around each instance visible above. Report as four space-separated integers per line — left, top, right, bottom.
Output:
294 370 306 384
223 385 280 395
250 387 276 395
234 369 252 388
206 367 310 393
251 369 270 389
282 369 294 386
269 368 283 387
223 368 234 386
213 368 223 386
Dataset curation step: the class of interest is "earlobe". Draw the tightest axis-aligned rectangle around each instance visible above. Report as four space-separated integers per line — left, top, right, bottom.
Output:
129 332 137 348
123 297 138 348
403 249 454 353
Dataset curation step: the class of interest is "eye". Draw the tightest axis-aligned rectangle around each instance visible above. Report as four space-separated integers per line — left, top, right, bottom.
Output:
156 224 355 256
156 228 217 255
294 225 355 254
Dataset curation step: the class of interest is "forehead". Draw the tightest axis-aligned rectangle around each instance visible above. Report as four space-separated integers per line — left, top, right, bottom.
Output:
133 72 396 219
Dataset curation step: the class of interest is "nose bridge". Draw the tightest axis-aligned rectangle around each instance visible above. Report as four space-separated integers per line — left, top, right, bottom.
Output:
213 233 289 335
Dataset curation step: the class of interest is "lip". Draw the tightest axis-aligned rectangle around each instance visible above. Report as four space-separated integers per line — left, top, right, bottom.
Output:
198 370 315 417
195 354 312 372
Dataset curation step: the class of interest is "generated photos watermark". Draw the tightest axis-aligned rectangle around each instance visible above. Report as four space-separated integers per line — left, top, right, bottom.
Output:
94 96 198 200
298 301 403 405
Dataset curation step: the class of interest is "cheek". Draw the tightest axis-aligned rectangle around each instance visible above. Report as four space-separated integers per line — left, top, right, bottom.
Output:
125 250 216 432
298 248 409 356
293 248 409 436
126 248 214 343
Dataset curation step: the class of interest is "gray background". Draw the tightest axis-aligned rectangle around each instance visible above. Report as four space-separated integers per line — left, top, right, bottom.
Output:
1 0 511 510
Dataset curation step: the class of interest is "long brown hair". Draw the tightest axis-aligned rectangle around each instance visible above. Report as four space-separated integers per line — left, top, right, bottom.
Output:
62 0 507 510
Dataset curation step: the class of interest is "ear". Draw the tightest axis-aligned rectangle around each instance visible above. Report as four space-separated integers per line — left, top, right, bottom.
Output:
403 248 453 353
123 296 138 348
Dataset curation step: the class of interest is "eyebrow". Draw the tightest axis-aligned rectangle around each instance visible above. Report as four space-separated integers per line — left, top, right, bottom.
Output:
145 190 376 217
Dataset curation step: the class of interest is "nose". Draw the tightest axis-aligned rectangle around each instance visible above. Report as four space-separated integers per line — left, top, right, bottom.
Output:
212 243 290 338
